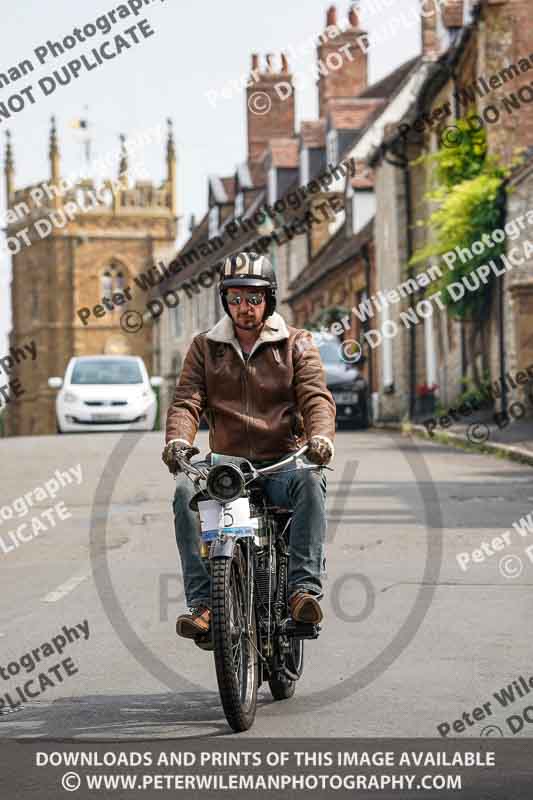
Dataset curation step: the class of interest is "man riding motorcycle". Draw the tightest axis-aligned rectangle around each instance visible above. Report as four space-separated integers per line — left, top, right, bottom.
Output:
162 251 336 644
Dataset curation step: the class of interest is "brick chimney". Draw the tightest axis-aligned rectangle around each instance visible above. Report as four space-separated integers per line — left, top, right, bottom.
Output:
442 0 464 28
482 0 533 164
246 54 295 163
421 0 440 60
317 3 369 118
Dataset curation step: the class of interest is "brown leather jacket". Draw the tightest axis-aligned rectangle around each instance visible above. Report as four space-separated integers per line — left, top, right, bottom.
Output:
165 311 336 461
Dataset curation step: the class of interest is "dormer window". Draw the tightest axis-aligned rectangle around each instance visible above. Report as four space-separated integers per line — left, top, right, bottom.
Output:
234 192 244 218
208 205 219 238
327 129 338 164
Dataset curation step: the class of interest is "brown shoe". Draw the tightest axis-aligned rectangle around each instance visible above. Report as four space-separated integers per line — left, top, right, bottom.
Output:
289 592 323 624
176 606 211 639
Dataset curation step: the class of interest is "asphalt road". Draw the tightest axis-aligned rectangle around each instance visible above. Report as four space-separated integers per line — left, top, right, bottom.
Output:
1 429 532 739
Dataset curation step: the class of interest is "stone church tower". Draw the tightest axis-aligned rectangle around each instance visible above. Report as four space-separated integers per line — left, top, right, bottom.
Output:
4 117 178 436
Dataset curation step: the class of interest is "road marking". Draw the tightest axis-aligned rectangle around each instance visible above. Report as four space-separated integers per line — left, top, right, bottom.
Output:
42 574 89 603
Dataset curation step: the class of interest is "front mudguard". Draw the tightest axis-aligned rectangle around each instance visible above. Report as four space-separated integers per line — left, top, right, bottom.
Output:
210 535 237 560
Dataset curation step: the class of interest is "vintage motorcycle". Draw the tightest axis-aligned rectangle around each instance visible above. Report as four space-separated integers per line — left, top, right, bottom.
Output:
174 444 328 732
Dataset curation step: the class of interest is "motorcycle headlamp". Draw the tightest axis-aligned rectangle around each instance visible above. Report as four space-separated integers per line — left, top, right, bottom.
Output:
206 464 246 503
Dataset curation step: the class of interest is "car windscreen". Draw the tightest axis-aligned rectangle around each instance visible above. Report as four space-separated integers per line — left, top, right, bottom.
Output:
316 339 343 364
70 359 143 385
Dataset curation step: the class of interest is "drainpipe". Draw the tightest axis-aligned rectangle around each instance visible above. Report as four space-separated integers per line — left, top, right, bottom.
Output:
497 185 508 417
383 140 417 420
361 243 374 400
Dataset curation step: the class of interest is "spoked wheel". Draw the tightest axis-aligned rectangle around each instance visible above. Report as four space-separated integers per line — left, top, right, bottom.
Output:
268 637 304 700
211 548 258 731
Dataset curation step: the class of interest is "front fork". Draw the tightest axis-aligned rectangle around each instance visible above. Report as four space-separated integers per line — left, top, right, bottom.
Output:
201 536 260 660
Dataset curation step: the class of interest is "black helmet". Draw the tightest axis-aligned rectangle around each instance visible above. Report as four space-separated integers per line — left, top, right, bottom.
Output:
218 252 277 319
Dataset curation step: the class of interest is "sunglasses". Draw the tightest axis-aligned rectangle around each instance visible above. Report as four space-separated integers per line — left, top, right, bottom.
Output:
226 291 265 306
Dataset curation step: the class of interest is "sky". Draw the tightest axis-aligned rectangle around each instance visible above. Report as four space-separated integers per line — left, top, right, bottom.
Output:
0 0 422 354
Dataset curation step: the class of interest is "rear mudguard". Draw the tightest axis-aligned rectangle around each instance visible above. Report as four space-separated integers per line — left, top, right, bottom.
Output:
210 535 237 559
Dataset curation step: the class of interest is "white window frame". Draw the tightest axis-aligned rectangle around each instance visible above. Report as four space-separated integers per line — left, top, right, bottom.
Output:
234 191 244 218
268 167 277 205
300 147 310 185
208 205 219 238
327 129 338 164
352 191 376 235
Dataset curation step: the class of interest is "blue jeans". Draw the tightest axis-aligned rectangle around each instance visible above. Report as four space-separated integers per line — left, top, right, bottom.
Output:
172 456 327 609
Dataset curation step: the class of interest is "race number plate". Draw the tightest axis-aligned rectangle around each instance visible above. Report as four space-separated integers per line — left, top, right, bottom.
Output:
198 497 259 541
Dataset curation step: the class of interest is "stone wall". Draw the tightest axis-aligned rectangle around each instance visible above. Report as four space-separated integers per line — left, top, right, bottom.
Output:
6 205 176 436
504 162 533 415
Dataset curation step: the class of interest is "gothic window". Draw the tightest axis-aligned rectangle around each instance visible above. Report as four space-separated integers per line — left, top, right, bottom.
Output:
100 262 126 305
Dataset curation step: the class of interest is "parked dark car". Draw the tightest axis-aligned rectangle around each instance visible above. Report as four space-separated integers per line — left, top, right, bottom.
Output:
313 332 369 429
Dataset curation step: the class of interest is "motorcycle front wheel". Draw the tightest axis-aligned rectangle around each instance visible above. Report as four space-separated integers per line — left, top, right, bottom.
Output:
211 547 258 732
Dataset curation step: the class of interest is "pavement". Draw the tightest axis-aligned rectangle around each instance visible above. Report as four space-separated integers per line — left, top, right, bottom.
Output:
407 415 533 465
0 428 533 739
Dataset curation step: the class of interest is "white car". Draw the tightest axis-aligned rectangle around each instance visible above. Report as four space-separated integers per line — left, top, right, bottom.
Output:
48 356 162 433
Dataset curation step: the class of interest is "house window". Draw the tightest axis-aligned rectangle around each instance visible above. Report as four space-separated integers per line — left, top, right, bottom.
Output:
171 304 183 338
192 294 200 331
268 168 277 205
352 191 376 235
300 147 310 184
289 248 298 282
234 192 244 218
168 354 182 403
327 129 338 164
208 205 219 238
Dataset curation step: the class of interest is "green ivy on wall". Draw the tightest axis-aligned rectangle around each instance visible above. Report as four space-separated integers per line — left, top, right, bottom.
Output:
410 112 514 321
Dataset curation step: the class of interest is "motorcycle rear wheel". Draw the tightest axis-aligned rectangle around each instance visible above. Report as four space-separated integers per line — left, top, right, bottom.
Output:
268 638 304 700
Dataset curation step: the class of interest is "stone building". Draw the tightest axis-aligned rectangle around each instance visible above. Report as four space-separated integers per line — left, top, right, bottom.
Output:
4 118 177 436
156 3 410 419
286 49 421 412
504 151 533 409
366 0 533 421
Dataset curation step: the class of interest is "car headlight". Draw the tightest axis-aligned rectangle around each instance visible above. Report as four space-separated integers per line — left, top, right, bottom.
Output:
206 465 245 503
63 391 79 404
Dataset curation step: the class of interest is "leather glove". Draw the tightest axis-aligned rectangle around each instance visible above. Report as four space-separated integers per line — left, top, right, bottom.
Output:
306 435 334 466
162 440 200 474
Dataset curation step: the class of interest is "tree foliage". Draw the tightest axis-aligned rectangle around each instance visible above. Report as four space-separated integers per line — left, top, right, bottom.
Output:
410 113 513 321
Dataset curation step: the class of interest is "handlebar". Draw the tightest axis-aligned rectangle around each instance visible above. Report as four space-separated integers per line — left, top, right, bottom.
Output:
173 443 318 483
254 444 309 475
